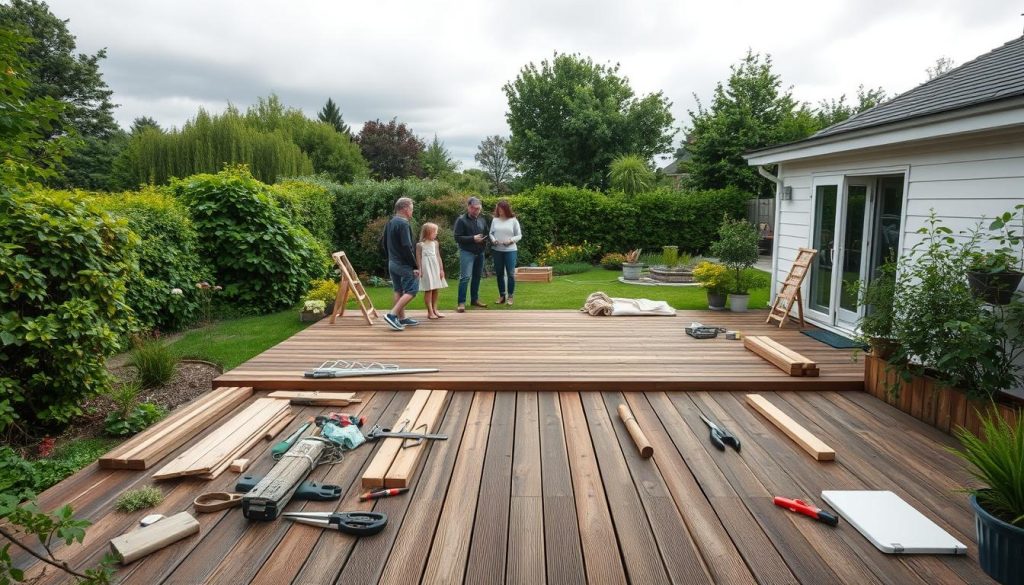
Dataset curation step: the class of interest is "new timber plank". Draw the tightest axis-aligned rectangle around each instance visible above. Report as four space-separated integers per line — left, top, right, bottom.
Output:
538 392 587 585
362 388 432 487
746 393 836 460
559 392 627 585
507 392 546 585
383 389 448 488
420 392 495 585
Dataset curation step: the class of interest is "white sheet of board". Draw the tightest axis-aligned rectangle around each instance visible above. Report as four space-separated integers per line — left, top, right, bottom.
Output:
821 490 967 554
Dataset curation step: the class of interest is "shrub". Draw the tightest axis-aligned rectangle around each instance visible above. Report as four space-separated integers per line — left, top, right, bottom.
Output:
171 167 325 313
0 438 119 497
357 216 394 276
710 215 760 294
419 193 472 226
600 253 627 270
693 261 730 293
608 155 655 196
104 403 165 437
270 179 336 253
305 279 339 304
631 187 749 252
115 486 164 513
537 242 600 266
129 339 178 388
552 262 592 276
0 191 137 431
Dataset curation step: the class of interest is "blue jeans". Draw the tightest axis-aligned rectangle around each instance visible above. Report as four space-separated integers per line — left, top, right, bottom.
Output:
458 249 484 304
492 249 517 297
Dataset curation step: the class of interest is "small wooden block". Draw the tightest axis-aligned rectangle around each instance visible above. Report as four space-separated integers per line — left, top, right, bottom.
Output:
109 511 199 564
746 394 835 461
229 459 250 472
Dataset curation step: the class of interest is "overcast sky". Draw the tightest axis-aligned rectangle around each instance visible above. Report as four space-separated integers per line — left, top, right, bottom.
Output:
47 0 1024 169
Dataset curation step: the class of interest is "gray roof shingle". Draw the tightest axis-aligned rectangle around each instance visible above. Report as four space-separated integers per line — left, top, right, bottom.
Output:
812 35 1024 139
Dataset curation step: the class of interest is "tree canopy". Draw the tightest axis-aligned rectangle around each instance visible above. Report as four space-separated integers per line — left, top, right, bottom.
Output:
503 53 675 189
356 118 426 179
421 134 459 178
474 135 515 194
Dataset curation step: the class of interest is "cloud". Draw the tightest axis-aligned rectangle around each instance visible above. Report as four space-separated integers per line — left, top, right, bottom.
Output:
50 0 1024 169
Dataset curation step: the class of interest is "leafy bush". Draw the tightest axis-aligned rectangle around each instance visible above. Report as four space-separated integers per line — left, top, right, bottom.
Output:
600 253 626 270
305 279 339 304
129 339 178 388
631 187 750 253
418 193 472 226
537 242 600 266
104 403 165 437
270 179 336 253
855 259 897 342
171 167 325 313
710 215 760 294
357 216 394 276
608 154 655 196
114 486 164 513
89 188 211 333
0 191 137 431
693 261 730 293
552 262 592 276
1 439 119 497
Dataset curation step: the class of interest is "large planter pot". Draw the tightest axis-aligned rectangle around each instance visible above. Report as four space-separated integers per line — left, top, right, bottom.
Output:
729 293 750 312
971 492 1024 585
707 290 727 311
967 270 1023 305
300 311 326 322
868 337 899 360
622 262 643 281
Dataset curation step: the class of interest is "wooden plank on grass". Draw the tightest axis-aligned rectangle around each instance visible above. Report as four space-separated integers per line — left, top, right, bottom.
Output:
745 394 835 461
361 389 432 488
383 389 448 488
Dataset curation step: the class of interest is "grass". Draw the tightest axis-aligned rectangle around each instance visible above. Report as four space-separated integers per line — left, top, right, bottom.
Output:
165 267 771 369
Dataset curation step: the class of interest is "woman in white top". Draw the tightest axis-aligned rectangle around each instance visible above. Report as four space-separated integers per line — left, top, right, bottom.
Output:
489 199 522 305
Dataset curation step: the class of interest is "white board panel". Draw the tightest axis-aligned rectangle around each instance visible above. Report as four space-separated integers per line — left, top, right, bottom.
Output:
821 491 967 555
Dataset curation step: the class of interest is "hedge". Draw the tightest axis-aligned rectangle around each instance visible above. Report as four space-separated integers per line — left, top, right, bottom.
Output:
0 191 137 431
269 178 335 252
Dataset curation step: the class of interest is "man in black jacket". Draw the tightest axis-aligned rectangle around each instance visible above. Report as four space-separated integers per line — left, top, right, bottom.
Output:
453 197 488 312
382 197 420 331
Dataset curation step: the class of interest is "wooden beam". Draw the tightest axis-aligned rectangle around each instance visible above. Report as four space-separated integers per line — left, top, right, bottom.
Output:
384 390 449 488
109 512 200 564
362 389 433 488
743 336 818 376
745 394 835 461
617 403 653 458
267 391 361 405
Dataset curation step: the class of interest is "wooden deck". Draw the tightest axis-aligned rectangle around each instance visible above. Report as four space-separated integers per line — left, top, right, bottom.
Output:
19 389 991 584
215 310 865 391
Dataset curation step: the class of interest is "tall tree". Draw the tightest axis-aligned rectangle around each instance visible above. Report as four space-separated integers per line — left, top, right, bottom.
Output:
926 56 956 80
356 118 426 179
0 0 122 189
421 134 459 178
503 53 675 189
474 135 515 194
814 85 887 128
130 116 162 135
684 51 818 198
318 97 350 135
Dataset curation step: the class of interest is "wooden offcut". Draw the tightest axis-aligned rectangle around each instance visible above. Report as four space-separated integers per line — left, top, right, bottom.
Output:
153 398 291 480
230 459 250 473
268 390 360 406
515 266 553 282
766 247 816 328
744 335 819 377
745 394 835 461
109 511 199 564
264 413 295 439
617 403 653 458
384 390 449 488
99 387 253 470
362 389 434 488
329 251 379 325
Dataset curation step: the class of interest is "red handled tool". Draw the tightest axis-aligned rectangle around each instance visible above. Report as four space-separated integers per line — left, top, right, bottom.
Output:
773 497 839 526
359 487 409 502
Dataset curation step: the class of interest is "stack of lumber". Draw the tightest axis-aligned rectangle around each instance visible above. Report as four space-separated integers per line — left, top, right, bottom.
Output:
746 394 836 461
99 387 253 470
515 266 553 282
743 335 819 376
268 390 360 406
153 398 291 480
362 389 448 489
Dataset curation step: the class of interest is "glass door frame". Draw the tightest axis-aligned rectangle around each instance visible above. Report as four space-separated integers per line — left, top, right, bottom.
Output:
805 175 843 325
834 178 874 329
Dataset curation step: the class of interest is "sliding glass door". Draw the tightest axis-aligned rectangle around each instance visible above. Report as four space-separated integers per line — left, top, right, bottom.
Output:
835 180 871 328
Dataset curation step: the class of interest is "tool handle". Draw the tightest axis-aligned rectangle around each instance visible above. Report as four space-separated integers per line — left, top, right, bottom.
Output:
709 430 726 451
773 497 839 526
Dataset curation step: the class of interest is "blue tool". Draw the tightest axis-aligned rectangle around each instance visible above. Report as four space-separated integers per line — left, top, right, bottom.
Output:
282 511 387 536
698 413 741 452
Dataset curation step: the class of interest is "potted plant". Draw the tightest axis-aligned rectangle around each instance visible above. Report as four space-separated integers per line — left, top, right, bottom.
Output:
693 261 730 310
300 299 326 322
621 248 643 281
854 260 899 359
304 279 339 317
953 413 1024 585
967 204 1024 305
710 215 760 312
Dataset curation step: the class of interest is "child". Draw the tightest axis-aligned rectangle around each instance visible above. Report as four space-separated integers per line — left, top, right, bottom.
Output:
417 222 448 319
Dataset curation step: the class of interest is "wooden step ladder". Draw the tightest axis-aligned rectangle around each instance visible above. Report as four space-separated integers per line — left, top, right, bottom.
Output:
329 251 379 326
766 247 817 328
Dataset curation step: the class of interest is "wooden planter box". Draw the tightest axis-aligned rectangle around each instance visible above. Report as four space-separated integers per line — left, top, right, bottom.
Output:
515 266 553 282
864 354 1021 437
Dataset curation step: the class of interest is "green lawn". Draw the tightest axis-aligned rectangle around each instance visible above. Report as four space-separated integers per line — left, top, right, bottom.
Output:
167 267 769 370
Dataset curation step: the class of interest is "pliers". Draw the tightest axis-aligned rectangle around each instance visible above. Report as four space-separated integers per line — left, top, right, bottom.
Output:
282 511 388 536
698 413 741 452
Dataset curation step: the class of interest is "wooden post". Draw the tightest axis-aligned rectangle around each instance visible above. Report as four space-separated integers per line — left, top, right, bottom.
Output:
617 404 653 459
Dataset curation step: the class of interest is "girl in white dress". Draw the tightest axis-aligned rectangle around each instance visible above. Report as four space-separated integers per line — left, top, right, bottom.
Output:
417 222 448 319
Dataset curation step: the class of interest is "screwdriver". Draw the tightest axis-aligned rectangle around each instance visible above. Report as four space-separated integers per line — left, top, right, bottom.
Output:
359 488 409 502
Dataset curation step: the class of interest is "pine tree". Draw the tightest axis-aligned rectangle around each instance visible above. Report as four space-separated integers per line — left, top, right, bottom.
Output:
421 135 458 178
318 98 350 135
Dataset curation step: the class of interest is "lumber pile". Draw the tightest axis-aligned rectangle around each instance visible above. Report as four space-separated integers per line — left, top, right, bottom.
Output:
99 387 253 470
746 394 835 461
744 335 819 376
362 389 448 489
268 390 360 406
515 266 553 282
153 398 292 480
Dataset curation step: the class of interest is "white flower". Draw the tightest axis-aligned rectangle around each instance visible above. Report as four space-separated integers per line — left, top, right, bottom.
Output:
170 288 183 296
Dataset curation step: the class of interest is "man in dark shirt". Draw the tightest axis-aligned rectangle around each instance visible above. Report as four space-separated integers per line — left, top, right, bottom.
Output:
382 197 420 331
453 197 488 312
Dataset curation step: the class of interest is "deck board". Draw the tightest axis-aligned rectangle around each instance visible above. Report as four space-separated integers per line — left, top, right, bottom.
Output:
214 310 864 391
20 387 992 585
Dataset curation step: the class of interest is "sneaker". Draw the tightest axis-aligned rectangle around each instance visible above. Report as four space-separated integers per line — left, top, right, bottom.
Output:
399 317 419 327
383 313 405 331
